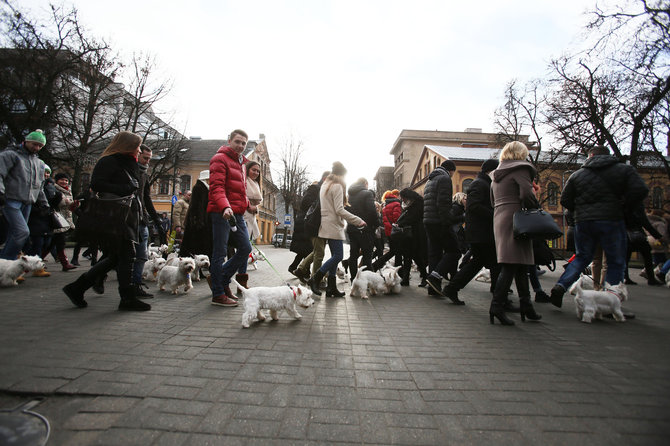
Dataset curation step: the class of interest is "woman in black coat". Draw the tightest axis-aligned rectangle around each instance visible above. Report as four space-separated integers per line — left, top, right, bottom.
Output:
396 188 428 286
63 131 150 311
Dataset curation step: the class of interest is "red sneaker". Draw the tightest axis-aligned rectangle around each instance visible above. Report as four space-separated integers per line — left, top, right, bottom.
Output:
211 295 238 307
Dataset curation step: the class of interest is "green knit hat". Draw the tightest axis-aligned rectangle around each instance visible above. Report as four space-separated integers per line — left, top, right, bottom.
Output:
25 129 46 145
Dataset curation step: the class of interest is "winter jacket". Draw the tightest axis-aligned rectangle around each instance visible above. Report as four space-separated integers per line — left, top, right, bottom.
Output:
491 160 539 265
382 195 402 237
291 182 320 255
179 179 212 258
318 180 363 240
172 198 189 228
396 190 427 259
137 165 161 228
423 166 453 226
89 153 142 242
464 172 495 244
0 144 47 206
207 145 249 215
561 155 648 223
346 182 378 233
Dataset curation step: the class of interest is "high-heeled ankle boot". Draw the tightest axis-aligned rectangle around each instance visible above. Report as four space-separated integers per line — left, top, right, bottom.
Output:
307 270 325 296
57 250 77 271
489 301 514 326
325 274 345 297
520 297 542 322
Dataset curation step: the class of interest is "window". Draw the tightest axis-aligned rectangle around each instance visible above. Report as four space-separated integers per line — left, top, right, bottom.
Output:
159 177 170 195
180 175 191 193
462 178 473 193
652 187 663 209
547 182 559 206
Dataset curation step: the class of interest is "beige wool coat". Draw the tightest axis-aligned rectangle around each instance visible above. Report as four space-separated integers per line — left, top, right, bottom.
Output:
318 181 364 240
490 160 540 265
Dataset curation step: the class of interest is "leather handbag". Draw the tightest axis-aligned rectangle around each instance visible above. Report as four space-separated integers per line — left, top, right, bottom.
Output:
75 192 135 242
513 208 563 240
50 211 69 230
390 225 412 240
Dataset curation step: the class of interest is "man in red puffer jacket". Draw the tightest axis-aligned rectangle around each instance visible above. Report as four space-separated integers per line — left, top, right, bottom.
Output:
372 189 403 270
207 129 252 307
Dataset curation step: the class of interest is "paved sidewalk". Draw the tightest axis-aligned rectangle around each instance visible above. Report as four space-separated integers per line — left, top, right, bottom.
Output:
1 247 669 445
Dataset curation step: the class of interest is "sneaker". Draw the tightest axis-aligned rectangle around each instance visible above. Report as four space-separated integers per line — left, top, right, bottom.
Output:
294 269 310 284
639 270 648 279
550 284 565 308
212 295 238 307
534 290 551 303
427 275 444 297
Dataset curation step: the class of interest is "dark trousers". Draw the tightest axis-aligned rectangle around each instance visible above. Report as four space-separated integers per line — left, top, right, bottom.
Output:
348 229 374 279
83 241 135 289
425 223 460 278
448 242 499 292
493 263 530 304
625 237 655 280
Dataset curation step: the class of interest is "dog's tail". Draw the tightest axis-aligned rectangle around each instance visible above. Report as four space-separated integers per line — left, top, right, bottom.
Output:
568 275 585 298
229 277 247 293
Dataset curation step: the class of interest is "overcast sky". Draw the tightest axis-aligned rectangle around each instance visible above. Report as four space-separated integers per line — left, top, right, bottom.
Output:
25 0 592 189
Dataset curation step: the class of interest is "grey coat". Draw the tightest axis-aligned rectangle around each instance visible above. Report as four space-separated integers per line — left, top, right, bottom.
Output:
490 160 539 265
0 144 47 206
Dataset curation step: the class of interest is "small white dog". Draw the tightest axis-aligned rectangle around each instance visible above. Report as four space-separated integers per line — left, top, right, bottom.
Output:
0 255 45 286
231 278 315 328
148 243 169 258
380 265 402 294
350 268 388 299
142 257 167 282
191 254 210 282
157 257 196 294
474 268 491 283
336 265 350 284
570 275 629 323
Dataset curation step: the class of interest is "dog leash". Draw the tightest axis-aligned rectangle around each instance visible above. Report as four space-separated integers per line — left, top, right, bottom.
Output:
250 240 292 288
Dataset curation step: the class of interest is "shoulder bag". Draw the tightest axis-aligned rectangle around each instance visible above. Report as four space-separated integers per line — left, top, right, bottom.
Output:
513 208 563 240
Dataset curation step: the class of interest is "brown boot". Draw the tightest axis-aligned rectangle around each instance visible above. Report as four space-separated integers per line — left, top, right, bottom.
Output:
32 268 51 277
235 273 249 295
57 250 77 271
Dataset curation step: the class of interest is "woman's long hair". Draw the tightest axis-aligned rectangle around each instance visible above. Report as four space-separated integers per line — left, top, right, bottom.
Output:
325 173 348 206
246 161 262 185
101 131 142 158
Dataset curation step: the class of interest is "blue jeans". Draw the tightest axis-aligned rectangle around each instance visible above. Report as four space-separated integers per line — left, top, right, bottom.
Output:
1 200 32 260
211 213 251 296
557 219 627 290
132 224 149 284
660 259 670 275
319 239 344 276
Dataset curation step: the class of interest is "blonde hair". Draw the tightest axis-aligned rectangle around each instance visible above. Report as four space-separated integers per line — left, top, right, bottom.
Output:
101 131 142 158
499 141 529 162
325 173 348 206
453 192 467 205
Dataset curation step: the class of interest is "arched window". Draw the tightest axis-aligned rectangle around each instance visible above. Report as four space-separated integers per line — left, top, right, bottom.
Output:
652 187 663 209
179 175 191 193
462 178 473 193
159 176 170 195
547 182 559 206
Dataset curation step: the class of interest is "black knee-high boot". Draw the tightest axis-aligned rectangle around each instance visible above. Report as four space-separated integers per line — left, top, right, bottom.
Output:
325 274 345 297
308 270 325 296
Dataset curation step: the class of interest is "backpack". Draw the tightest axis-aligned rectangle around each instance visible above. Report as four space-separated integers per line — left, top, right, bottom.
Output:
304 198 321 238
533 239 556 271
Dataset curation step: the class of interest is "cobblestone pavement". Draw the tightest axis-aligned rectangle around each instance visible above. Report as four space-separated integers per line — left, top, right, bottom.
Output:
0 246 669 445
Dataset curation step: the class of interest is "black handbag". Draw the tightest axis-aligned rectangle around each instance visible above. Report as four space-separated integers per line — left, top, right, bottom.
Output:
513 208 563 240
75 192 135 242
627 230 647 246
533 239 556 271
390 225 412 240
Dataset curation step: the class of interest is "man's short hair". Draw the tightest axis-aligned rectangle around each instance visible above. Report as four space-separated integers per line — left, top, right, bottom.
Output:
230 129 248 141
140 144 151 153
588 145 610 156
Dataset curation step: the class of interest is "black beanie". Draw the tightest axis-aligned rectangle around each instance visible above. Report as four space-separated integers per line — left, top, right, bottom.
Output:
332 161 347 176
54 173 69 182
441 160 456 171
481 159 499 173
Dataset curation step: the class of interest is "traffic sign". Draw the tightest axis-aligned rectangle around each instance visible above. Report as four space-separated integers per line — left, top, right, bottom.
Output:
171 195 178 205
284 214 292 225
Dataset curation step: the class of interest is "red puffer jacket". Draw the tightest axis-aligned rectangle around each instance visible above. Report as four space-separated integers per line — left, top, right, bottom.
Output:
382 196 402 237
207 146 249 215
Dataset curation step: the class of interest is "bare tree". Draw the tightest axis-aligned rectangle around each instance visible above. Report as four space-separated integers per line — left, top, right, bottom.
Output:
274 135 309 246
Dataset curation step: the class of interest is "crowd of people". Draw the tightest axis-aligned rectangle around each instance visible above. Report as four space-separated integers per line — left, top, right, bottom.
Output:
1 129 668 324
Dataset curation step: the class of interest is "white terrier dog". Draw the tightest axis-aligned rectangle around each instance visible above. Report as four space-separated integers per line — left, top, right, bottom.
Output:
350 268 388 299
231 278 315 328
474 268 491 283
191 254 210 282
142 257 167 282
0 255 45 286
570 275 629 323
380 265 402 294
157 257 195 295
148 243 169 258
336 265 350 284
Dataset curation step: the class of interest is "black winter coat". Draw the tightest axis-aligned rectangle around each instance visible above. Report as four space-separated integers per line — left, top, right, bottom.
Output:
561 155 648 223
179 180 212 257
89 153 141 242
346 183 378 233
464 172 494 244
396 190 427 260
626 201 663 238
290 182 320 255
423 166 453 225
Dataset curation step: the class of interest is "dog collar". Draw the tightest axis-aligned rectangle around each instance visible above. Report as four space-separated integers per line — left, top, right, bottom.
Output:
606 289 623 302
286 285 297 299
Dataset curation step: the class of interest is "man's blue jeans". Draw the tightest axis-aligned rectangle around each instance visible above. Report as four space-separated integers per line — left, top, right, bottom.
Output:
132 224 149 285
319 239 344 276
1 200 32 260
557 219 627 290
211 213 251 296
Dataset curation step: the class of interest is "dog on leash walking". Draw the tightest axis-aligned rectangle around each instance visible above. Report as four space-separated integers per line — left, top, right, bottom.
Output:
157 257 195 294
231 278 315 328
380 265 402 294
190 254 210 282
0 255 45 286
570 275 629 323
142 257 167 282
349 267 388 299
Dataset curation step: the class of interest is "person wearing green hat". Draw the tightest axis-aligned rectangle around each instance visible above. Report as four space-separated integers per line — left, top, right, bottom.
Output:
0 129 49 260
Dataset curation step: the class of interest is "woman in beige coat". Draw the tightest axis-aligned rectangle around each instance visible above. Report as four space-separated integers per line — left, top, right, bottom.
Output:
308 162 366 297
490 141 542 325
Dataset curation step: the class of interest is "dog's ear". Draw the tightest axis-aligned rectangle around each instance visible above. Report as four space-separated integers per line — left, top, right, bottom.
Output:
297 287 302 295
21 255 28 261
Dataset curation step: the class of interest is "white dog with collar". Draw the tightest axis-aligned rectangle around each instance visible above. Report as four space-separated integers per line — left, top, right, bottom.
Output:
570 275 629 323
231 278 315 328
